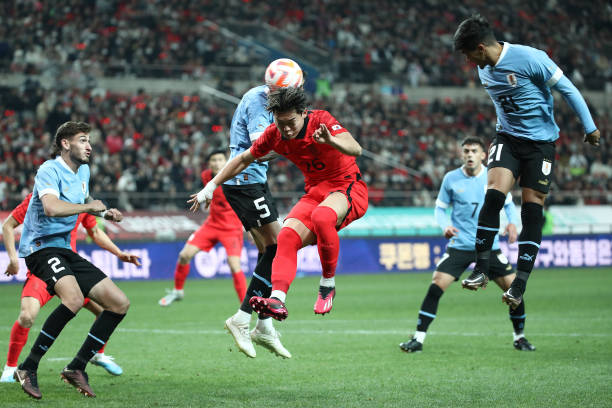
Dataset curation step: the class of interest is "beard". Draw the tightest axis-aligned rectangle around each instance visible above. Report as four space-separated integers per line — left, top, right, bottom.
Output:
70 150 90 165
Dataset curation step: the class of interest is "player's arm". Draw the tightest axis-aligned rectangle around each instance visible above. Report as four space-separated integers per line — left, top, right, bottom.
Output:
312 124 362 156
41 194 106 218
189 150 257 211
2 215 21 276
502 193 518 243
84 196 123 221
435 175 457 239
552 76 600 146
86 226 141 265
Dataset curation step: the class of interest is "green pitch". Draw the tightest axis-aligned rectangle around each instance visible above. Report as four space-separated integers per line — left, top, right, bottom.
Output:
1 267 611 407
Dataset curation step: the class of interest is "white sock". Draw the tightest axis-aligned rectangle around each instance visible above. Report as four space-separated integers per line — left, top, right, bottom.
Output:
233 309 252 326
513 332 525 342
174 289 184 295
414 331 426 343
255 318 274 334
270 290 286 303
320 277 335 287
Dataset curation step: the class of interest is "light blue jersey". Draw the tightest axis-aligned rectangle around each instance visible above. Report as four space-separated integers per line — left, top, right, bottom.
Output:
225 85 273 185
478 42 596 142
435 165 517 251
19 157 90 257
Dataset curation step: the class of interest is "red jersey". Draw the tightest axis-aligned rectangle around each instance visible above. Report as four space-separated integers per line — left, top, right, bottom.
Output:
201 169 243 232
250 110 361 190
11 193 98 252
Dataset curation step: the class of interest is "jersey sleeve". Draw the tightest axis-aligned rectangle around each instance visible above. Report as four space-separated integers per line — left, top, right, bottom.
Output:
318 111 348 136
527 49 563 87
35 164 61 199
250 126 275 158
246 101 272 142
10 193 32 224
81 213 98 229
435 174 452 208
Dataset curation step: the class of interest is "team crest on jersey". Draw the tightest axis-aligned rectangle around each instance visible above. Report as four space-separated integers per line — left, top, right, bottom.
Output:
506 73 518 87
541 160 552 176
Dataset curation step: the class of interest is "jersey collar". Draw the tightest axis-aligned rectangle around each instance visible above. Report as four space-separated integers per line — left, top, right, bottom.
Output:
494 42 510 67
56 156 77 174
461 164 485 178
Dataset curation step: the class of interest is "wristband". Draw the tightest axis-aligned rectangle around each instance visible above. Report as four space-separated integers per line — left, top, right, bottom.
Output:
196 181 217 203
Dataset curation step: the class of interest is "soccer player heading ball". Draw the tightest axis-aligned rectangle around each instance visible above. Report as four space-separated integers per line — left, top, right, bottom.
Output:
189 86 368 321
454 14 600 307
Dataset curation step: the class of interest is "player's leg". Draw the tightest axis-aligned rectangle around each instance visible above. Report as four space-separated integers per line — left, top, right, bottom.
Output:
311 192 349 315
83 299 123 375
503 141 554 307
492 273 535 351
250 217 314 321
2 297 41 383
220 230 247 302
400 249 470 353
227 255 247 301
463 135 518 290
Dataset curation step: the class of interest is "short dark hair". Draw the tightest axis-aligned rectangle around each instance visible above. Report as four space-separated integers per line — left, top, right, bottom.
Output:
266 87 308 115
461 136 486 150
53 121 91 156
453 14 497 52
206 149 226 162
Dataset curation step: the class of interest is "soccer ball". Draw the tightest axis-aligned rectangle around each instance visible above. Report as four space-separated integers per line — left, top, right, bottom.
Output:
264 58 304 88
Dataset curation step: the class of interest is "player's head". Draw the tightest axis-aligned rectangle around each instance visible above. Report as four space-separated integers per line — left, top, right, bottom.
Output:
453 14 497 68
266 87 308 140
265 58 304 90
53 121 92 164
207 149 227 174
461 136 486 171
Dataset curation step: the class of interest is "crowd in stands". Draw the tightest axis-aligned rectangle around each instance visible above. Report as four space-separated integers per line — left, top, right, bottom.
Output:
1 81 609 213
1 0 610 89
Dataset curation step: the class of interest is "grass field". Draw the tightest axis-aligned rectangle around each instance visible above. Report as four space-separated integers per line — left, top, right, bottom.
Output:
0 267 611 407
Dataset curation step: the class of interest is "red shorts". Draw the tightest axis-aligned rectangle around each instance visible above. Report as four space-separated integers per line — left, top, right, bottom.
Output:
22 272 92 306
187 224 244 257
287 177 368 233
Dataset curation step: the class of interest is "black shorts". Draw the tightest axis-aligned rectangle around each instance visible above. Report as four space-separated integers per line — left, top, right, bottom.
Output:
222 182 279 231
25 247 107 297
436 248 514 280
487 132 555 194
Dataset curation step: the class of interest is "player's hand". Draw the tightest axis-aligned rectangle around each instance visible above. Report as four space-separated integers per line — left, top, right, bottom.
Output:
312 124 332 144
188 182 215 212
504 223 518 244
104 208 123 222
443 226 459 239
584 129 600 146
4 258 20 276
88 200 107 213
118 251 141 266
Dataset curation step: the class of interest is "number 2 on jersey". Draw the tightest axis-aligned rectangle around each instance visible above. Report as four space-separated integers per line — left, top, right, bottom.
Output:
48 257 66 274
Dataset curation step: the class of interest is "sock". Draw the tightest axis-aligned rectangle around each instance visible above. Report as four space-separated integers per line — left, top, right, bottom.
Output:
416 284 444 334
414 331 426 343
271 228 303 293
232 271 247 302
239 244 277 314
320 277 335 287
311 206 340 278
475 189 506 271
7 321 30 367
515 203 544 293
271 290 287 303
255 317 274 334
97 342 106 354
67 311 125 371
174 263 190 290
509 299 526 335
20 303 75 371
233 309 252 326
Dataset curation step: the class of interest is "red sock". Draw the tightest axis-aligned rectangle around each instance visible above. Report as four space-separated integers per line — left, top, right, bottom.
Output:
271 228 303 293
174 263 190 290
97 343 106 354
312 206 340 278
7 321 30 367
232 271 247 302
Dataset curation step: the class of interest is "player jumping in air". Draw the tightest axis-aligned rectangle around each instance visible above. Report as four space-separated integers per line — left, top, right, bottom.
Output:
215 59 304 359
1 193 140 382
454 14 600 307
13 122 130 399
158 150 248 306
399 137 535 353
189 86 368 322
